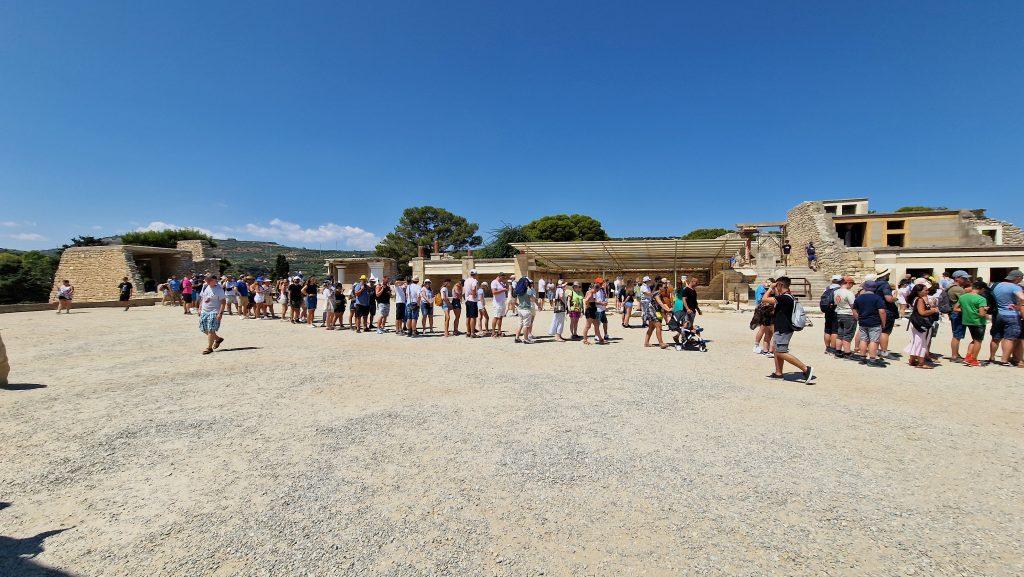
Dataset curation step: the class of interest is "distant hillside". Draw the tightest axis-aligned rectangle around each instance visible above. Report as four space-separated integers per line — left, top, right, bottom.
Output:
212 239 374 276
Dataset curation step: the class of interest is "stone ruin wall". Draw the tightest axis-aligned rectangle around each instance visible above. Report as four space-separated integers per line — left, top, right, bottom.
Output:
50 247 141 302
961 213 1024 246
785 201 877 279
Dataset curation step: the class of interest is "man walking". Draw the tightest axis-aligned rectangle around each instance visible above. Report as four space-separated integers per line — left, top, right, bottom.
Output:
197 273 227 355
762 277 815 383
463 269 480 338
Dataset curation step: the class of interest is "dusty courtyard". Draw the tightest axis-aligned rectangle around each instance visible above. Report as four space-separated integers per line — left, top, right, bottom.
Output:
1 304 1021 577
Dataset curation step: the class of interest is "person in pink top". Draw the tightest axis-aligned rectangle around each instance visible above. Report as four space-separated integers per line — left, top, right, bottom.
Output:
463 269 479 338
181 274 194 315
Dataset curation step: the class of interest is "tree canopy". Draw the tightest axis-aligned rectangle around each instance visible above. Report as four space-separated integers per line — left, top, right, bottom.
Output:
681 228 731 240
274 254 290 279
119 228 216 249
375 206 482 273
476 224 532 259
0 251 59 304
522 214 609 242
894 206 948 213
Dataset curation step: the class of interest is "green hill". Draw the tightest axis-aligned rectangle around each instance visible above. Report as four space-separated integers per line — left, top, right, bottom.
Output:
213 239 374 276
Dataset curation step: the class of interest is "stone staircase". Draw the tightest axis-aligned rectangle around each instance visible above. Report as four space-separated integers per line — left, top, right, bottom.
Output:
769 264 834 302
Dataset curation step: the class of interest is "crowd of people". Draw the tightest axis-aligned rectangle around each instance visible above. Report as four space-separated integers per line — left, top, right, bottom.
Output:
121 269 709 354
752 269 1024 377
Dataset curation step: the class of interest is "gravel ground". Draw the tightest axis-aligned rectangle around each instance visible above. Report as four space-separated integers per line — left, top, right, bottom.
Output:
1 305 1021 576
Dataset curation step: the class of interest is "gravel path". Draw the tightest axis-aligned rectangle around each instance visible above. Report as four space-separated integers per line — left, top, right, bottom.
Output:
1 306 1021 576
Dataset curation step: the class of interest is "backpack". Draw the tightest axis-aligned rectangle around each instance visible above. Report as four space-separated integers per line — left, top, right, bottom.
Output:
789 294 807 331
937 289 952 314
819 287 838 313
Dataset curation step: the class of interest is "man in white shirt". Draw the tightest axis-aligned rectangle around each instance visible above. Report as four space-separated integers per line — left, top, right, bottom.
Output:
463 269 480 338
405 277 422 337
393 276 408 336
197 273 227 355
490 272 509 338
536 277 547 310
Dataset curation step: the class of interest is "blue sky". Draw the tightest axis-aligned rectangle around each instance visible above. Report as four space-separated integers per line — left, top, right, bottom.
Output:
2 1 1022 250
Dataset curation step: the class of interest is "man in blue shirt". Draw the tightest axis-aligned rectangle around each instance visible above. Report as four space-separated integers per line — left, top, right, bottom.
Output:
353 274 372 332
990 270 1024 365
853 289 887 367
235 277 251 318
168 276 182 304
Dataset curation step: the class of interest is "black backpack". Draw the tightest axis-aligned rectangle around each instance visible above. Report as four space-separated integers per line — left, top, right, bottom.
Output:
819 286 838 313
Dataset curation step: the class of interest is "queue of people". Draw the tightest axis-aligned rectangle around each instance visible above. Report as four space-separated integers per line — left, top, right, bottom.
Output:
752 269 1024 376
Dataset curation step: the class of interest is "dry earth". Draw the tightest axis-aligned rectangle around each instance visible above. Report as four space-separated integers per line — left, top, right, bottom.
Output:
1 304 1022 576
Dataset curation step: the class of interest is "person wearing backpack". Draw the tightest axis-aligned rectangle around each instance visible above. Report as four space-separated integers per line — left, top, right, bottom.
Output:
852 285 887 367
763 277 815 383
862 274 898 359
821 275 842 355
833 276 857 359
944 270 971 362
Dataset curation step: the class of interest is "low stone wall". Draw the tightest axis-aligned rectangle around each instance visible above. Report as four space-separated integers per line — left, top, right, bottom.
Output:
0 298 159 314
50 247 138 302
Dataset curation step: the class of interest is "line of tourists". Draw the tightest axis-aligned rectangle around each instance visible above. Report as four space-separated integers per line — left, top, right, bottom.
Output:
752 268 1024 374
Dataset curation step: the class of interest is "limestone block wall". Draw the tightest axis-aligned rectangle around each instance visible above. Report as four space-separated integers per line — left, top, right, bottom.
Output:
785 201 849 277
50 247 142 302
177 240 211 260
962 214 1024 246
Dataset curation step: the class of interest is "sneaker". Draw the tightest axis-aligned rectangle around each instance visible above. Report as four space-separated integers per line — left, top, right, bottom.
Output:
866 358 886 368
753 345 763 354
802 366 815 383
964 357 981 367
766 373 784 380
376 328 383 334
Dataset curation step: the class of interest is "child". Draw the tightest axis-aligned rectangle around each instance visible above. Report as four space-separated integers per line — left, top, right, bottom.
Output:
955 280 990 367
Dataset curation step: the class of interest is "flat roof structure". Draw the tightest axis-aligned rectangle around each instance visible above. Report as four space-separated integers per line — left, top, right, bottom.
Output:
509 238 746 272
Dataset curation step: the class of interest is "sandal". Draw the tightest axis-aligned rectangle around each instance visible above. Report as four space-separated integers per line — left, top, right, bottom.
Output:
202 348 213 355
213 337 224 349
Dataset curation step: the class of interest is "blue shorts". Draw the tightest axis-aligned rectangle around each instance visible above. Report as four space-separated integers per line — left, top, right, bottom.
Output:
992 314 1022 340
421 304 433 317
199 311 221 334
305 296 317 309
950 312 966 340
405 303 420 320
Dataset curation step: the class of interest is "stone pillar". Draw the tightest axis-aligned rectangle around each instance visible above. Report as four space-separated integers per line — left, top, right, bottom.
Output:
977 267 992 283
368 260 385 281
462 255 476 280
409 257 426 281
513 254 530 279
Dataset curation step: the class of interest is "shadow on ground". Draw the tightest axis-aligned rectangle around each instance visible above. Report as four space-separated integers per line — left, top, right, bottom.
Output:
1 383 46 391
0 502 76 576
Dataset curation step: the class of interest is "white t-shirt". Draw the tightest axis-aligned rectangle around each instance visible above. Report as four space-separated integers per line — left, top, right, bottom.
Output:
407 283 421 304
490 279 507 306
537 278 547 293
394 284 407 304
322 286 334 302
464 277 479 302
834 287 855 316
476 287 485 303
595 288 607 313
199 284 226 313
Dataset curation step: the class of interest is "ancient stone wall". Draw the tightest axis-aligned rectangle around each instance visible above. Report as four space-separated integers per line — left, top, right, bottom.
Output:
50 247 139 302
962 213 1024 246
176 240 210 260
785 201 877 279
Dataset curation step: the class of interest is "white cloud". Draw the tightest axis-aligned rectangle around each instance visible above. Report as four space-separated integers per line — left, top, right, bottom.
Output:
1 220 36 227
228 219 380 250
6 232 47 241
91 225 104 231
135 221 226 239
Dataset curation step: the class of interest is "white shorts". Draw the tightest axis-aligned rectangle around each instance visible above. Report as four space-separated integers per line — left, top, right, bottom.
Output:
492 302 506 317
253 294 265 304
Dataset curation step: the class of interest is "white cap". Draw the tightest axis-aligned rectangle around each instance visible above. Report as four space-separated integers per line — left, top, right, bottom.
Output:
469 269 477 275
864 273 877 282
831 274 843 282
642 276 651 282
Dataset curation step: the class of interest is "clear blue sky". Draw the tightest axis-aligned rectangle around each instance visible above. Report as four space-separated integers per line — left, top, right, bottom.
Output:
2 1 1022 250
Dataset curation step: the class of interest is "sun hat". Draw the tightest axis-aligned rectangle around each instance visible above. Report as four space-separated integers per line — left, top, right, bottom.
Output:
423 278 431 284
951 270 970 279
359 274 367 280
864 273 878 282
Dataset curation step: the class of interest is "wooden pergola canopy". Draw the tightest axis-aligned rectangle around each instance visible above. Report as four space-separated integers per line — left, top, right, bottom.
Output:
509 239 746 272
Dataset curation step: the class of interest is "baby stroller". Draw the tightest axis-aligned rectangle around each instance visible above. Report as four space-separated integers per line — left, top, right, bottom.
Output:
666 312 708 352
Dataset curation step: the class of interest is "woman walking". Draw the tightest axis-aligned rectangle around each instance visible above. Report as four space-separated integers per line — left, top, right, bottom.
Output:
56 279 74 313
905 282 939 368
644 282 670 349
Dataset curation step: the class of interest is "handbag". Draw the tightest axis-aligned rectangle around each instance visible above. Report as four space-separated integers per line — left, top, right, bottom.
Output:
908 298 935 332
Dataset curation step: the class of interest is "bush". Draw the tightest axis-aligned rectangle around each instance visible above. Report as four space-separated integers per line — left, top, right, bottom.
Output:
0 251 59 304
120 229 216 249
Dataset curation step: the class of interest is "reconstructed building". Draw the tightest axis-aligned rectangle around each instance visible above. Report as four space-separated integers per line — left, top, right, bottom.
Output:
50 240 220 302
324 257 398 286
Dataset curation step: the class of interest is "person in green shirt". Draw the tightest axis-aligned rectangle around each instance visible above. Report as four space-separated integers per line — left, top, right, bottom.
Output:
955 280 990 367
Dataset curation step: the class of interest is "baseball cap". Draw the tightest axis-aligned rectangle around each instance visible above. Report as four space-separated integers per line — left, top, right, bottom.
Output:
951 270 970 279
642 276 651 282
1006 269 1023 281
423 278 431 284
359 274 367 280
469 268 478 275
594 277 604 284
831 274 843 282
